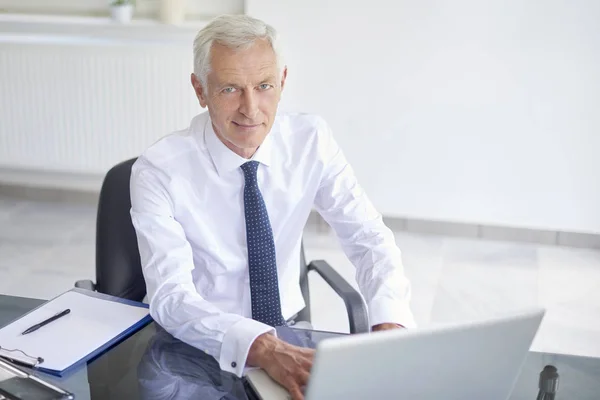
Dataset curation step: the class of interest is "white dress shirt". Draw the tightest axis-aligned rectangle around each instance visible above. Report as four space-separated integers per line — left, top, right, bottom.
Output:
130 111 415 377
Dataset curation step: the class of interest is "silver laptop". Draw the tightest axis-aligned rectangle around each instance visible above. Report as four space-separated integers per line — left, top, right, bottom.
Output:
246 308 545 400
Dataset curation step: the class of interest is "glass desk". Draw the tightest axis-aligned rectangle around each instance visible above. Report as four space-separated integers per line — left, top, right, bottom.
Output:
1 294 599 399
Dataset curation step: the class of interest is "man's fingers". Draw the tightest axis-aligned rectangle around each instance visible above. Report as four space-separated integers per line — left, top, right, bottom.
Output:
292 345 315 356
289 384 304 400
265 344 314 400
300 347 316 356
297 367 311 387
299 355 313 370
300 349 315 364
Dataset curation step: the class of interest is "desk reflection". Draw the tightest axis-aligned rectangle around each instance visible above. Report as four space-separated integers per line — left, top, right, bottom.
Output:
136 326 342 400
137 328 249 400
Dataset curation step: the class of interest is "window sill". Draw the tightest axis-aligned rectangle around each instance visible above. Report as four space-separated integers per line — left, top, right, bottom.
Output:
0 13 207 45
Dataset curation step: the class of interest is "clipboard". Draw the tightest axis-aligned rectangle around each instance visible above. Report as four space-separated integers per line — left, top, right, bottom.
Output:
0 358 74 400
0 288 152 377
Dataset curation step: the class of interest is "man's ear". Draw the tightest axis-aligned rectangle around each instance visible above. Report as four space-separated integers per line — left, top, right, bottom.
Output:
191 73 208 108
280 66 288 92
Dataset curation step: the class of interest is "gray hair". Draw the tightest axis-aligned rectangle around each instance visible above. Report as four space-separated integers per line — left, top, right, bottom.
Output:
193 14 283 88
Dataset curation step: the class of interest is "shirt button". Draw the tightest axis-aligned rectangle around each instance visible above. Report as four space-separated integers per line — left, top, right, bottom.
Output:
231 361 237 368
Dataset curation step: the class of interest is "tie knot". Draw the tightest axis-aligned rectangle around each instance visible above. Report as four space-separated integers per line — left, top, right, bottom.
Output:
241 161 259 180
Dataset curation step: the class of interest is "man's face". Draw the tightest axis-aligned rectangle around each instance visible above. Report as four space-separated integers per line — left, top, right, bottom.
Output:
191 39 287 158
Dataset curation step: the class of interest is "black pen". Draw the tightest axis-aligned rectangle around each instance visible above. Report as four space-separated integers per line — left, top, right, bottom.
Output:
21 309 71 335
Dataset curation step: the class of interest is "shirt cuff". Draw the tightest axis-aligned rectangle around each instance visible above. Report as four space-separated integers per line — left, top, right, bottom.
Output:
219 318 276 377
368 297 417 329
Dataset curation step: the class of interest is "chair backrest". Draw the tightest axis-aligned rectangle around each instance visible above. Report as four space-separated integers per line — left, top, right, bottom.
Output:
96 158 312 322
95 158 145 301
296 243 311 323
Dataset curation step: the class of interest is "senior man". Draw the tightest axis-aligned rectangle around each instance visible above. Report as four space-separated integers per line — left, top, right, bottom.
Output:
130 14 415 400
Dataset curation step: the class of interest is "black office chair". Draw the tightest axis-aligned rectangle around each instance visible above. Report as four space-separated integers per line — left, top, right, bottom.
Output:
76 158 370 334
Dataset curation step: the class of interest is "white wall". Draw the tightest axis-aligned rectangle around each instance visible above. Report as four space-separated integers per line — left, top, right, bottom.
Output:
247 0 600 234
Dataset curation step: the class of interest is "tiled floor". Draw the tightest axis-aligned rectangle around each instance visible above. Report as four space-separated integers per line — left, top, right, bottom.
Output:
1 195 600 360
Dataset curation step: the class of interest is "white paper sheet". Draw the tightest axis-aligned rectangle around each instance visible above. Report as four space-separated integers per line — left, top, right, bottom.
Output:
0 291 149 371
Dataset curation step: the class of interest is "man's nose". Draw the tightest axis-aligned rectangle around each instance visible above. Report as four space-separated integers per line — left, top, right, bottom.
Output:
239 89 259 119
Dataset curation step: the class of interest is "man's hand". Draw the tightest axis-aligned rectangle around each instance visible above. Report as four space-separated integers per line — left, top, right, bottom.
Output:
372 323 404 332
247 333 315 400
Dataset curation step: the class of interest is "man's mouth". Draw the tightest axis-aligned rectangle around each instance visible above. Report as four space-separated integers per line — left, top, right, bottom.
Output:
233 122 261 128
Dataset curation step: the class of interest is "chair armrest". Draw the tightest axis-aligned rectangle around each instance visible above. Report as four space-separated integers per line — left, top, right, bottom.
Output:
74 279 96 291
307 260 370 334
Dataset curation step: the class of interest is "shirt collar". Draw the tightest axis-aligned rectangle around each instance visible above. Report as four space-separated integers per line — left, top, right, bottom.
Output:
204 117 274 176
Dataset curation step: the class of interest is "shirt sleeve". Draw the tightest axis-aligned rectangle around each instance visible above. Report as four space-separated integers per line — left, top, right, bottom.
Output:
130 158 275 377
312 120 417 329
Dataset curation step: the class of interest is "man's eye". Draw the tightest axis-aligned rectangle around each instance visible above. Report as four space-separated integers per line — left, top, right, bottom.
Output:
258 84 272 90
222 87 236 94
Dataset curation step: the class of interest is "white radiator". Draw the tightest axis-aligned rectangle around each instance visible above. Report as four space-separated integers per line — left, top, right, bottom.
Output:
0 31 200 189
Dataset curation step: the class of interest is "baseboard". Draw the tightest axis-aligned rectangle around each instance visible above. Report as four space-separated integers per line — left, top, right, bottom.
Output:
398 216 600 249
0 183 99 205
310 213 600 250
1 180 599 250
0 167 103 205
0 166 104 192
